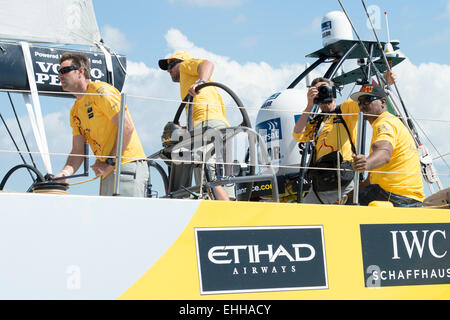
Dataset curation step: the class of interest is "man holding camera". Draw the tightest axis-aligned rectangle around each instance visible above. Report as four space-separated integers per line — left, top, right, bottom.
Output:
293 77 359 204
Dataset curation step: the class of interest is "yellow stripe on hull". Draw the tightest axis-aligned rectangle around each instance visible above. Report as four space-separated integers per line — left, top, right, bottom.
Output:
121 201 450 300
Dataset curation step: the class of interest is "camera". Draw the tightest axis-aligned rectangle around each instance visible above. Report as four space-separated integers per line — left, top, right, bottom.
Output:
313 84 336 104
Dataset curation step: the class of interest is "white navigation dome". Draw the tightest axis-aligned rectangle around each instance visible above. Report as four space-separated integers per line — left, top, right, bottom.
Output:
321 11 354 47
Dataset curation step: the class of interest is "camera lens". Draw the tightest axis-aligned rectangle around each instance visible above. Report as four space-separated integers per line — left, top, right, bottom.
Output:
314 84 335 104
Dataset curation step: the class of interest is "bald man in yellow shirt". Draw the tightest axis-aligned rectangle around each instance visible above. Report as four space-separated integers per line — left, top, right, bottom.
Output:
159 51 233 200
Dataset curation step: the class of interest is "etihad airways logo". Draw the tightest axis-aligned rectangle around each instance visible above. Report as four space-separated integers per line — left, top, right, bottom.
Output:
361 223 450 287
208 243 316 264
195 226 328 295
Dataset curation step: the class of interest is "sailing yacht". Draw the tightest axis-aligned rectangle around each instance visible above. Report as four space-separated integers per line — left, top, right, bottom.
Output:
0 0 448 300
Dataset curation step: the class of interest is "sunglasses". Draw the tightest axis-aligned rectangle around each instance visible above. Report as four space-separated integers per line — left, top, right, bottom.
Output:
58 65 80 75
358 96 380 106
167 59 182 70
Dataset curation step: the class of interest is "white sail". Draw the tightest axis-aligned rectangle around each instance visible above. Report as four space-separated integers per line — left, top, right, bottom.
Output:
0 0 101 46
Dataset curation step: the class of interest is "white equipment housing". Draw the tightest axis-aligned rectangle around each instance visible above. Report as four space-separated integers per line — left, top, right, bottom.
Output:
321 11 354 47
256 89 306 176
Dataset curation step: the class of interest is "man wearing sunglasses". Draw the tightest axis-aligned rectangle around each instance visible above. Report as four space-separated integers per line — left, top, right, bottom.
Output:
158 51 233 201
350 84 425 207
54 53 149 197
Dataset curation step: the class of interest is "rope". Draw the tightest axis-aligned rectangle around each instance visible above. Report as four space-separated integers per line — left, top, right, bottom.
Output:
69 175 100 186
32 189 68 195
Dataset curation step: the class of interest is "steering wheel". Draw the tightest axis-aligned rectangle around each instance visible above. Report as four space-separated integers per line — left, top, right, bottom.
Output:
172 81 252 129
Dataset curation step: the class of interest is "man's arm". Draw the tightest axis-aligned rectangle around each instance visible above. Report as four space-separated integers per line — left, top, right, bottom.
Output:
54 135 86 182
352 140 393 171
188 60 214 96
293 86 318 135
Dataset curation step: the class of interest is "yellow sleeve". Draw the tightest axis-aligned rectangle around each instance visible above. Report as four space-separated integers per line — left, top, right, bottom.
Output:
292 122 315 142
341 99 360 125
372 119 396 146
179 59 204 77
95 83 122 120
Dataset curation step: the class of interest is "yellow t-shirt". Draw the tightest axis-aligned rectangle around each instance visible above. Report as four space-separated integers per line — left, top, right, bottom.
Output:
292 100 360 161
369 112 425 202
70 81 146 165
179 59 230 127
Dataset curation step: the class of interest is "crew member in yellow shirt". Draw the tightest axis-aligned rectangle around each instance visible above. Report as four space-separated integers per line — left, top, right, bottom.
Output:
351 84 425 207
158 51 233 200
54 53 149 197
292 77 359 204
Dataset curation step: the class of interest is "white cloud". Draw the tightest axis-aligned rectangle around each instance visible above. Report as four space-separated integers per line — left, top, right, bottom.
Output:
392 59 450 153
101 24 131 53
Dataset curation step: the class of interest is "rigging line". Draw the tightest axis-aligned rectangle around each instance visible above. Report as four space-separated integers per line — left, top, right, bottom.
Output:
0 112 35 180
410 116 450 170
7 92 37 168
96 42 128 77
361 0 418 137
433 152 450 161
377 83 446 168
346 82 357 100
336 0 383 86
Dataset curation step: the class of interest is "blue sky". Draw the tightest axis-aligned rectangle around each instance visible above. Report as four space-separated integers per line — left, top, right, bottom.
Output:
94 0 450 66
1 0 449 197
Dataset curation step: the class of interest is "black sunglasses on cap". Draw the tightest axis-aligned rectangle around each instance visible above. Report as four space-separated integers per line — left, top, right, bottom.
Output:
58 65 80 75
358 96 380 106
167 59 182 70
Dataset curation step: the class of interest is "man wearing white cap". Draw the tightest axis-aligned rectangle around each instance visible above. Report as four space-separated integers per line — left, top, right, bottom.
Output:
350 83 425 207
158 51 233 200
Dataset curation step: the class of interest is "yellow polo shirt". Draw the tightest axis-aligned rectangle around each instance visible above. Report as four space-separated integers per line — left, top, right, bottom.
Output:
70 81 146 164
179 59 230 127
369 112 425 202
292 100 360 161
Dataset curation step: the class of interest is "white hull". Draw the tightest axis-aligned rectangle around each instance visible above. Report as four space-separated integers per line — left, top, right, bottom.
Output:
0 192 199 299
1 192 449 300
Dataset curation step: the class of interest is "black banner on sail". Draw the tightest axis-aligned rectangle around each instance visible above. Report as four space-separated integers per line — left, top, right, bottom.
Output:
0 40 127 95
